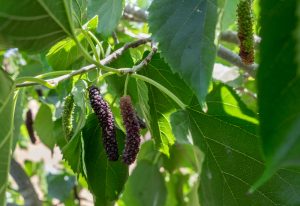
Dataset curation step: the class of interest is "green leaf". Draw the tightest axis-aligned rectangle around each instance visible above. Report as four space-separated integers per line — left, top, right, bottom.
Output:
255 0 300 187
72 0 87 26
62 133 83 173
47 173 76 201
34 103 56 150
46 16 98 70
0 69 15 206
218 0 239 31
140 54 194 155
88 0 124 36
171 84 300 205
120 161 167 206
0 0 75 52
12 89 26 150
163 144 204 206
148 0 218 105
82 114 128 205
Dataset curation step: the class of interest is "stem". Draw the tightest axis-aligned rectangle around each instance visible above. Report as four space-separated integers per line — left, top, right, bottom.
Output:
15 77 55 89
124 74 129 96
73 35 119 73
16 38 152 88
87 31 105 59
35 70 72 79
131 74 186 109
82 29 101 64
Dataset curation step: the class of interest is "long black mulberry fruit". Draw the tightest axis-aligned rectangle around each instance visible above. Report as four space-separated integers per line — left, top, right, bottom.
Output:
237 0 254 65
88 86 119 161
25 109 37 144
62 94 74 141
120 95 141 165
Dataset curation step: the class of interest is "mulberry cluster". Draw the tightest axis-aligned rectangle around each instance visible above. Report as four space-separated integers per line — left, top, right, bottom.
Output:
62 95 74 141
25 109 37 144
120 96 141 165
237 0 254 65
88 86 119 161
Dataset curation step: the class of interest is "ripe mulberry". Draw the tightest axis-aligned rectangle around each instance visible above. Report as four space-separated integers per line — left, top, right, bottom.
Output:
88 86 119 161
25 109 37 144
62 95 74 141
237 0 254 65
120 95 141 165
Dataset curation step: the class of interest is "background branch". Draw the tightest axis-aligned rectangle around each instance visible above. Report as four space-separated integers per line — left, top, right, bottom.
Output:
219 30 261 49
10 158 42 206
124 4 148 22
217 45 258 77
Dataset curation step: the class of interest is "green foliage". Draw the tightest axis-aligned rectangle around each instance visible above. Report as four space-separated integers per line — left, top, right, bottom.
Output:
0 0 75 52
46 16 98 70
82 114 128 205
149 0 218 105
0 70 15 206
254 0 300 189
34 103 56 150
88 0 124 36
1 0 300 205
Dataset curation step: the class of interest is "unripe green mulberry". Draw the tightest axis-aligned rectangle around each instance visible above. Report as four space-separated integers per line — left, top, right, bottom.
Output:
25 109 37 144
62 95 74 141
88 86 119 161
120 95 141 165
237 0 254 65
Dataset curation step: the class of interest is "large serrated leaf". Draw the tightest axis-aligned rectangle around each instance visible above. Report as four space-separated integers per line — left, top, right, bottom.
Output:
140 54 194 155
171 84 300 205
0 0 75 52
0 69 15 206
88 0 124 36
120 161 167 206
82 114 128 205
255 0 300 187
148 0 218 105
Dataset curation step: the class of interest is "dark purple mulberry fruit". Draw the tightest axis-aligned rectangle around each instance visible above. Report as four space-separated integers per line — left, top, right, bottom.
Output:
25 109 37 144
120 96 141 165
88 86 119 161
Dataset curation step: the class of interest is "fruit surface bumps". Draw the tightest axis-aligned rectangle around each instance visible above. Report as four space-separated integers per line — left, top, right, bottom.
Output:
88 86 119 161
120 95 141 165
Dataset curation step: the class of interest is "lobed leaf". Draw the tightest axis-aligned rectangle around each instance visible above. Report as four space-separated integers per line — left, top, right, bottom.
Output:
149 0 218 105
171 84 300 205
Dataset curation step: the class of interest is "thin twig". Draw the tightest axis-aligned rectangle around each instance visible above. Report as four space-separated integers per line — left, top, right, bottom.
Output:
217 45 257 77
16 38 152 88
120 45 158 74
219 30 261 49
